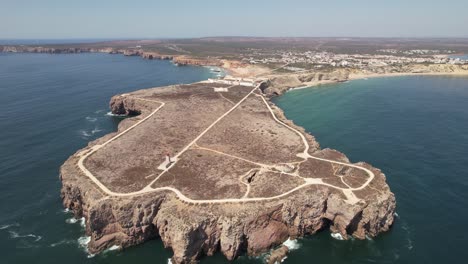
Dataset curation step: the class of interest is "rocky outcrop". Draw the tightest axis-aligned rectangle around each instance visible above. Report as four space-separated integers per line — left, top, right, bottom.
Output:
259 64 468 97
60 171 395 263
259 69 350 96
0 45 217 67
141 52 173 60
173 56 223 66
267 245 289 264
60 87 396 264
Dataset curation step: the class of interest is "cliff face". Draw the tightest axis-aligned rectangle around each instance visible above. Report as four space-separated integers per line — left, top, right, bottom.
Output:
61 168 394 263
0 46 216 66
60 88 396 263
260 69 350 96
259 64 468 97
173 56 223 66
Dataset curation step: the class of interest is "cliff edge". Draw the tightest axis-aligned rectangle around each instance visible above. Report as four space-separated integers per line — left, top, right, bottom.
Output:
60 81 396 263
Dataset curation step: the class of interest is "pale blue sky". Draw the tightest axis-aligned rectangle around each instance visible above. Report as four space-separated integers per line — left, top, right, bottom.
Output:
1 0 467 39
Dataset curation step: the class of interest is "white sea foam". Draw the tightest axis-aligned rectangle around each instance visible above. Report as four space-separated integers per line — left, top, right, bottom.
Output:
77 236 91 247
407 238 413 250
86 116 98 122
282 238 301 251
80 130 92 137
50 239 75 247
65 217 79 224
103 245 120 253
0 223 19 230
106 111 126 117
167 258 173 264
79 128 102 138
91 128 102 134
281 256 288 262
9 231 42 242
108 245 120 251
366 235 373 241
331 233 345 240
79 217 86 228
63 208 70 213
65 216 85 227
78 235 95 258
394 212 400 219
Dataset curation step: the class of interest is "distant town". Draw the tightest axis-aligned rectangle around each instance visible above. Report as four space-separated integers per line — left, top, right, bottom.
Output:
244 49 467 72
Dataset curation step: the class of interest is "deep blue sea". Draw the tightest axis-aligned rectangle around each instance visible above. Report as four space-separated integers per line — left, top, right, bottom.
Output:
0 53 215 264
1 53 468 264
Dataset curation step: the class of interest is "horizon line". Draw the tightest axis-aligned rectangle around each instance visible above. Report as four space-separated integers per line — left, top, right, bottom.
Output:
2 36 468 41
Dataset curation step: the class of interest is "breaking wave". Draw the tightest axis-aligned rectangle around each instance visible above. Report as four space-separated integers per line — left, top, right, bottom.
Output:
103 245 120 253
79 128 102 138
65 217 85 229
50 239 75 247
331 233 345 240
86 116 98 122
0 223 19 230
9 231 42 242
106 111 127 117
65 217 79 224
78 236 95 258
282 238 301 251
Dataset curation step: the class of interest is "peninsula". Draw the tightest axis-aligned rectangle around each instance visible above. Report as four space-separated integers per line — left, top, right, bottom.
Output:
60 78 395 263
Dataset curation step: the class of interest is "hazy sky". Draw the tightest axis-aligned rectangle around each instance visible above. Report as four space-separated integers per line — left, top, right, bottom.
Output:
1 0 468 39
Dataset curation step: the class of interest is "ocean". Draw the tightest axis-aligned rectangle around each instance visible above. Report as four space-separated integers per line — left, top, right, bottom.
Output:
1 53 468 263
0 52 215 264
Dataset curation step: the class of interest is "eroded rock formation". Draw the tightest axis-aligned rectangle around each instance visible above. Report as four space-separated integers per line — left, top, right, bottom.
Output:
60 82 396 263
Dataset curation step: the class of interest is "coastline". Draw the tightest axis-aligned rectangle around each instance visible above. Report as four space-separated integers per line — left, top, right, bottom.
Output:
58 77 396 263
287 71 468 92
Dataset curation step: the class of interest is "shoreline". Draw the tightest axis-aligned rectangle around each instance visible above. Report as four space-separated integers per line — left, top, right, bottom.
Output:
59 71 396 263
4 49 468 87
287 71 468 92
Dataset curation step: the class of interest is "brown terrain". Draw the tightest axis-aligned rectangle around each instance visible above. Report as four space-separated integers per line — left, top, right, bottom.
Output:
60 79 396 263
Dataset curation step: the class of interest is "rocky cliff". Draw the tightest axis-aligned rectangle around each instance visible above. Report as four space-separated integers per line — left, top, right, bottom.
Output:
173 56 223 66
259 64 468 97
0 45 217 67
60 84 396 263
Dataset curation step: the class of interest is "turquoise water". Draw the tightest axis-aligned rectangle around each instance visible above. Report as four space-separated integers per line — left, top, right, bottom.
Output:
1 53 468 264
273 76 468 263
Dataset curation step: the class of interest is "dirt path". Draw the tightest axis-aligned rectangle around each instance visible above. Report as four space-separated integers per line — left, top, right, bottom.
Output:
77 84 374 205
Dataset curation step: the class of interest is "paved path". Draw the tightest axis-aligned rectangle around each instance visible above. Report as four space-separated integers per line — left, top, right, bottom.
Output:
77 83 374 204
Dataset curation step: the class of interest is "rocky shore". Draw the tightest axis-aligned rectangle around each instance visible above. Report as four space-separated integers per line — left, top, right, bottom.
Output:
0 45 221 67
259 64 468 96
59 81 396 263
